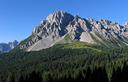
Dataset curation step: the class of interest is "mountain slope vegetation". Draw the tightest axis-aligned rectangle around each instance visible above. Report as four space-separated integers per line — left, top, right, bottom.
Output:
0 42 128 82
1 11 128 82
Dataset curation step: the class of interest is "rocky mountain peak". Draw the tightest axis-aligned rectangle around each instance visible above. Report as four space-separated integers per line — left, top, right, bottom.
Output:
0 40 18 53
33 11 74 35
46 11 70 23
20 11 128 51
21 11 74 51
8 40 19 49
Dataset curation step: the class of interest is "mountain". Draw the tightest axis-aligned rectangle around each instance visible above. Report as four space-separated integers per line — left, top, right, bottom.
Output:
20 11 128 51
1 11 128 82
0 40 18 53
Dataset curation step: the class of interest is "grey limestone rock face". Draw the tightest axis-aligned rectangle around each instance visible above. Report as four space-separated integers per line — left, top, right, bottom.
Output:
21 11 74 51
20 11 128 51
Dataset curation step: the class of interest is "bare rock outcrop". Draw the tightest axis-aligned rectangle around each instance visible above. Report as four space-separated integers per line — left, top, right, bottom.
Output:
20 11 128 51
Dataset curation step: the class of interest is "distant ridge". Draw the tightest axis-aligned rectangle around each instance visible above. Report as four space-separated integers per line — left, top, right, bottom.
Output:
0 40 18 53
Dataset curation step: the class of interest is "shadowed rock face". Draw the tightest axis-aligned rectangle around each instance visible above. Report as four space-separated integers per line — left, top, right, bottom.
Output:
20 11 128 51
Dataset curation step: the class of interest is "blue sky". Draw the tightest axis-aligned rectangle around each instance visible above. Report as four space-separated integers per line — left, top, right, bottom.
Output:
0 0 128 42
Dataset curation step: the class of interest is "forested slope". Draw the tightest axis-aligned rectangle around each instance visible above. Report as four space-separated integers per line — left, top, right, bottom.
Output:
0 42 128 82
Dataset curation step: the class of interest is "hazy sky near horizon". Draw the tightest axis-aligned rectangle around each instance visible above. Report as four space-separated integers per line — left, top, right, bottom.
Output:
0 0 128 42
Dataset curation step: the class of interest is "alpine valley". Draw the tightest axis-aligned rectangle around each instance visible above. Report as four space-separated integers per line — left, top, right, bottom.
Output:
1 11 128 82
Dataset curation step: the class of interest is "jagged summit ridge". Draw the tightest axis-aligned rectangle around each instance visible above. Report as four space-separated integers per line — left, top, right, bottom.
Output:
20 11 128 51
21 11 74 51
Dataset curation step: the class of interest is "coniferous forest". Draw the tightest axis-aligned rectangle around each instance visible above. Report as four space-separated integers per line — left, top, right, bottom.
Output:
0 42 128 82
